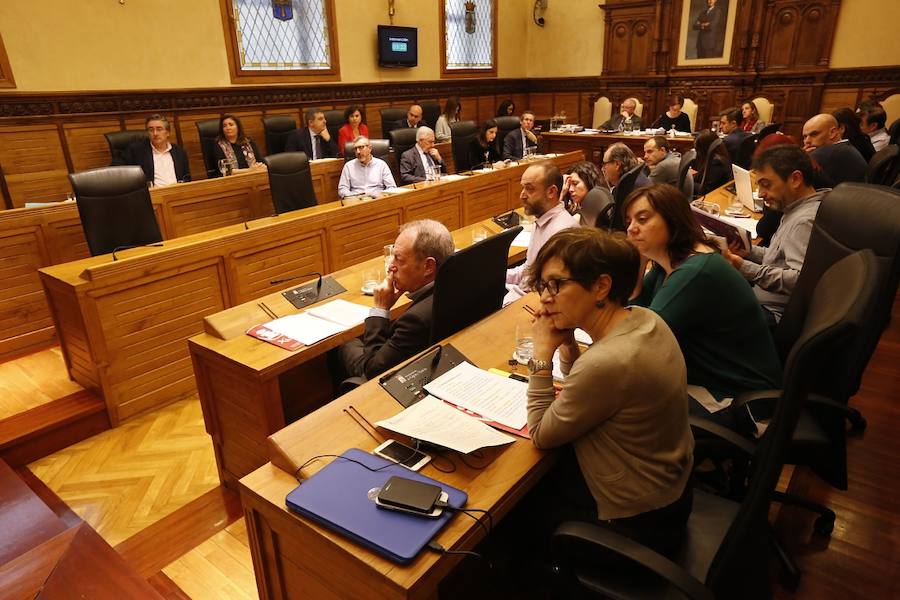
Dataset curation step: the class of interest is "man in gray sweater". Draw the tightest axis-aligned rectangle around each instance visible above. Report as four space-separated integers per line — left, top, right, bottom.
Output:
643 135 681 187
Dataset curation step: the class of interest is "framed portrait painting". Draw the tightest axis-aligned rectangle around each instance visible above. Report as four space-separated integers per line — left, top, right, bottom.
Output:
677 0 739 66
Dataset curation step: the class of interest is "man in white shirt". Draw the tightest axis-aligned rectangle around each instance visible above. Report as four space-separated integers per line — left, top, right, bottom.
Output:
118 114 191 187
337 136 396 198
505 162 578 303
398 127 446 184
860 105 890 152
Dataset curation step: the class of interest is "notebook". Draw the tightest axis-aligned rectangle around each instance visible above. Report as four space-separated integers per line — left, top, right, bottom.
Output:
285 448 468 564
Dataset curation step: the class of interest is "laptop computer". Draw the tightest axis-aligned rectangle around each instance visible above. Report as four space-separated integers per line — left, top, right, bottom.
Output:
732 164 763 213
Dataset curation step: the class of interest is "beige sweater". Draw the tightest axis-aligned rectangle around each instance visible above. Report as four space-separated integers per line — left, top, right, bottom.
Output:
527 307 694 520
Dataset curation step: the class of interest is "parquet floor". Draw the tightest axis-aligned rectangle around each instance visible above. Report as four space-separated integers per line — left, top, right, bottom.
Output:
0 346 82 418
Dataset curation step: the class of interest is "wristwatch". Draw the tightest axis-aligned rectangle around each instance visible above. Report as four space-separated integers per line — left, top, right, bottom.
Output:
527 358 554 375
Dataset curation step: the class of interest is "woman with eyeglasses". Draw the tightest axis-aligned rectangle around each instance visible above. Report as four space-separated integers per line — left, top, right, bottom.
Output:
525 227 694 556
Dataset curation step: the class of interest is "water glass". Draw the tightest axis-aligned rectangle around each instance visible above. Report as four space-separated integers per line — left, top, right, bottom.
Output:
383 244 394 273
218 159 228 177
432 165 442 182
514 322 534 364
361 267 380 295
520 213 536 232
472 227 488 244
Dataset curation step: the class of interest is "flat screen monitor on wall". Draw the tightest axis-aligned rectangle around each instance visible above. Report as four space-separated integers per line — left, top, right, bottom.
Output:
378 25 418 68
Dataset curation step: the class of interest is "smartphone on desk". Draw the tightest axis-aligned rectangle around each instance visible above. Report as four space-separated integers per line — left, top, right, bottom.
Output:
373 439 432 471
375 475 445 518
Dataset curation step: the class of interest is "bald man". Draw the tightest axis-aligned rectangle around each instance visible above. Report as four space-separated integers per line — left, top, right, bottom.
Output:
802 113 867 186
394 104 424 130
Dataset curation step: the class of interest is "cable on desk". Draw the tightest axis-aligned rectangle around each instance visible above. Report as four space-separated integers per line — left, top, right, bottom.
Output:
293 453 399 483
435 502 493 537
427 541 487 562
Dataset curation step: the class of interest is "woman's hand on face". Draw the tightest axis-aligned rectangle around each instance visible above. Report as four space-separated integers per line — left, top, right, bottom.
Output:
531 309 575 359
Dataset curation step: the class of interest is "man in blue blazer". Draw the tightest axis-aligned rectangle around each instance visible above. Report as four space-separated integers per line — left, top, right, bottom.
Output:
284 108 339 159
118 114 191 187
502 111 538 160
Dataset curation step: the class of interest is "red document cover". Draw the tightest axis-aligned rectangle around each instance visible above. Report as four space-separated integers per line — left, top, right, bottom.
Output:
246 324 304 351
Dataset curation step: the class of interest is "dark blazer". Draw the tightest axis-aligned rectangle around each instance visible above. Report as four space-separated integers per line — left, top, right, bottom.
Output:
393 119 424 132
502 128 538 160
723 130 750 161
810 142 868 187
339 283 434 380
694 4 724 57
118 139 191 183
467 137 502 169
399 145 446 184
284 127 339 159
601 113 643 131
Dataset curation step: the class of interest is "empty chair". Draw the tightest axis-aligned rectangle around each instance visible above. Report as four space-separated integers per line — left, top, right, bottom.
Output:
609 164 645 231
421 102 441 130
262 115 297 156
429 226 522 343
343 139 391 162
578 187 615 229
262 152 317 215
734 133 758 169
756 122 781 142
449 120 478 172
388 127 419 171
196 118 222 179
322 109 345 143
678 148 697 198
69 166 162 257
104 130 149 166
751 96 775 124
681 97 699 131
866 145 900 185
591 96 612 129
494 116 522 147
697 136 727 196
380 107 407 137
553 250 879 600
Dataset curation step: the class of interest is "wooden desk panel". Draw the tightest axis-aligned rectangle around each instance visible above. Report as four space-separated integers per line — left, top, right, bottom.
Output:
40 153 581 425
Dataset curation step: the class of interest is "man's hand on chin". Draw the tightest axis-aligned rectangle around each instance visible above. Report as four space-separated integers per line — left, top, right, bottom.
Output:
374 273 404 311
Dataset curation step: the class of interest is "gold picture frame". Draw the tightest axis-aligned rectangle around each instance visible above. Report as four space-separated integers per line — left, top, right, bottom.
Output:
677 0 739 66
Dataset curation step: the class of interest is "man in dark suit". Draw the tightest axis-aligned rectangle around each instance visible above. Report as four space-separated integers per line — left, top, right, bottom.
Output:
802 113 867 186
502 111 538 160
719 108 750 161
333 219 454 381
601 98 643 131
118 114 191 186
284 108 339 159
693 0 724 58
393 104 424 131
399 127 446 184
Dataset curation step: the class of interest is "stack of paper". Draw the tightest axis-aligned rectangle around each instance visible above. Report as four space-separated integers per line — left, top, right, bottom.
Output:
424 362 528 431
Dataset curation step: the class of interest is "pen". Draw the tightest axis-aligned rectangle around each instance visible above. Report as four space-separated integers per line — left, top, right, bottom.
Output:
522 305 536 316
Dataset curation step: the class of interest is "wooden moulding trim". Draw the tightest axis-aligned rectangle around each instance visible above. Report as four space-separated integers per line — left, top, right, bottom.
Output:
438 0 499 79
219 0 341 84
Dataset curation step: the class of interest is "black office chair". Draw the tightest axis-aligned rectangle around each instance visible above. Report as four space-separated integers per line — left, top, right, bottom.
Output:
429 226 522 343
262 152 318 215
104 130 149 166
69 166 163 257
888 118 900 146
343 139 391 162
323 109 345 143
380 108 407 137
449 120 478 171
865 144 899 185
421 102 441 130
609 164 644 231
756 122 780 142
494 116 521 148
389 127 419 172
697 137 726 198
579 187 615 230
677 148 697 199
553 250 880 600
196 119 221 179
734 133 757 169
262 115 297 156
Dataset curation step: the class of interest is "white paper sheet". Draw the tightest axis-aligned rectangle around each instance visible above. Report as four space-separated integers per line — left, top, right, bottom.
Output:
383 186 414 194
687 384 732 414
511 229 532 248
719 215 759 239
440 174 468 182
424 362 528 430
306 299 370 328
264 312 345 346
375 395 514 454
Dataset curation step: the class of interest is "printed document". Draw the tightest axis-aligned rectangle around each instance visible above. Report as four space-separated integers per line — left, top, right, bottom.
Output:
424 362 528 430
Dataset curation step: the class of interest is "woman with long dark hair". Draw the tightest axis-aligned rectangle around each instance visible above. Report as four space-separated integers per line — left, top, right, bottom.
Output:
435 97 461 142
692 129 731 196
212 114 264 175
466 118 506 170
832 107 876 162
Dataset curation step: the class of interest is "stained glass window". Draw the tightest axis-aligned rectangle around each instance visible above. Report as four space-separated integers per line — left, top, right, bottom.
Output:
227 0 335 76
443 0 496 74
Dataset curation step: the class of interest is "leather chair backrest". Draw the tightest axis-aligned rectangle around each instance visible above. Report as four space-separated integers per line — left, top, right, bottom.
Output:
678 148 697 198
629 97 643 118
610 164 644 231
69 166 162 256
262 152 317 215
380 108 407 137
494 116 522 146
698 136 725 195
592 96 612 129
865 145 899 185
756 122 780 142
734 133 757 169
430 226 522 343
262 115 297 156
682 97 698 132
389 127 419 170
449 120 478 171
196 119 222 179
343 139 390 162
104 130 149 166
323 109 345 143
579 187 614 229
421 102 441 130
751 97 775 124
775 184 900 402
889 118 900 146
707 250 878 599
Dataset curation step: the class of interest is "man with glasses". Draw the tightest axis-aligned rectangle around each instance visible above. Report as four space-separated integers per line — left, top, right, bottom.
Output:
399 126 446 184
602 142 648 191
117 114 191 187
337 136 396 199
505 162 578 303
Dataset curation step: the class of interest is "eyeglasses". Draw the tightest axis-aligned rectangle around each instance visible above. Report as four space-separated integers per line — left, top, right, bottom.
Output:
534 277 580 297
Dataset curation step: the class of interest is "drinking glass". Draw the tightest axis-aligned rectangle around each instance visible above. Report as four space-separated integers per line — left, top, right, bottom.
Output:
361 267 381 295
383 244 394 273
472 227 488 244
432 165 442 182
218 159 228 177
514 321 534 364
520 213 536 232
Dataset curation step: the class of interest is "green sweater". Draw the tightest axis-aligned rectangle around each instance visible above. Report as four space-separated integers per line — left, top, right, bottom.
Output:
633 252 782 399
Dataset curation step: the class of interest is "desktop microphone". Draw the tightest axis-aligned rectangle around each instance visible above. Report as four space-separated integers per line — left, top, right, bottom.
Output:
111 243 164 261
270 272 323 293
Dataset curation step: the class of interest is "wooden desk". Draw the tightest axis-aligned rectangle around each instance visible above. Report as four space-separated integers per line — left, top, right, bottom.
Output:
541 131 695 164
238 295 555 600
0 159 342 359
39 152 581 426
189 218 528 489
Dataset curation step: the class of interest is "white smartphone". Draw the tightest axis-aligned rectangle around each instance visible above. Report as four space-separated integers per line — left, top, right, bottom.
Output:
373 439 432 471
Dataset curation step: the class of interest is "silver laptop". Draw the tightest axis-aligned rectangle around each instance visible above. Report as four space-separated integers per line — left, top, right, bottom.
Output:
732 164 762 212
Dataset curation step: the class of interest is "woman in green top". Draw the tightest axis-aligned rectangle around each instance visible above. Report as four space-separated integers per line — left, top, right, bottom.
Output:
624 184 782 426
